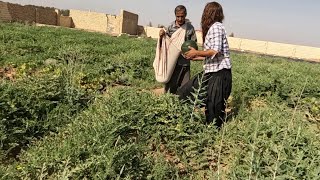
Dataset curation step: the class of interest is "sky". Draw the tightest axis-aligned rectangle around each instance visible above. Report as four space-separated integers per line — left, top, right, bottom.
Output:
4 0 320 47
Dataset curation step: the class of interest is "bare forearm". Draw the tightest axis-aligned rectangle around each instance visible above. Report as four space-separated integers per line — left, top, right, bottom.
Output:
184 47 219 60
195 49 217 58
192 56 205 61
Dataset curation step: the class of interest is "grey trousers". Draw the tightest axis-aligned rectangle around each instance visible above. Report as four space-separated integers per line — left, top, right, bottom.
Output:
165 64 190 94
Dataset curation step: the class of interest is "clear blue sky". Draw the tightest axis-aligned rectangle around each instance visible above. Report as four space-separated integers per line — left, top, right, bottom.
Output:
4 0 320 47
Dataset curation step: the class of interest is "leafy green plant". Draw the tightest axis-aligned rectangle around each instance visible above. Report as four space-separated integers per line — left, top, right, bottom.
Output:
0 65 91 160
1 23 320 179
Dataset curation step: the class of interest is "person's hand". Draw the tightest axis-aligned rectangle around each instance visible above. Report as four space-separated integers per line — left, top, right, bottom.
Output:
159 29 165 37
184 46 198 59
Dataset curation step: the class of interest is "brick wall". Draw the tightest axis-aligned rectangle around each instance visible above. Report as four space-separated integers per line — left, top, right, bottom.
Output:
36 7 57 25
69 9 108 33
228 37 320 62
137 25 146 36
141 26 161 38
119 10 138 35
59 16 73 28
7 3 36 23
106 14 119 34
0 1 58 25
66 9 137 35
0 1 136 35
0 1 11 21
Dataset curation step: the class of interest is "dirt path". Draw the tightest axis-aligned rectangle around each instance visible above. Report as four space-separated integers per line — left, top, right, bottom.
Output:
0 66 16 80
151 87 165 96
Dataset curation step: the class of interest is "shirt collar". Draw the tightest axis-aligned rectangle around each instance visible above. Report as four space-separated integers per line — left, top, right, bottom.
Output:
170 19 191 28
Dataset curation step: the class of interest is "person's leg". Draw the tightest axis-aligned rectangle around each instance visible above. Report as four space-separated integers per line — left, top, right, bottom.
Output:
205 69 232 127
165 65 182 94
179 66 191 87
205 99 226 127
177 71 205 102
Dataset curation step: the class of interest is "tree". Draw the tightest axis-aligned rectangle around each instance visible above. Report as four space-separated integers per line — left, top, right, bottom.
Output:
229 32 235 37
148 21 153 27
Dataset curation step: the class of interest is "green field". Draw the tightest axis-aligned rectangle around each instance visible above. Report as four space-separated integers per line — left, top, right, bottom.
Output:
1 22 320 179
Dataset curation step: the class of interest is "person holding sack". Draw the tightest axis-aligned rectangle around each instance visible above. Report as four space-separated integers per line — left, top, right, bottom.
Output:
155 5 197 94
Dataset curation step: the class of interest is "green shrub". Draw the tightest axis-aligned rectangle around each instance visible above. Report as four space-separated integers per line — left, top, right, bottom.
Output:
0 69 90 160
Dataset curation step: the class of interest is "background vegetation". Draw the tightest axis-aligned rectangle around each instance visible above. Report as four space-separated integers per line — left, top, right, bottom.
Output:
0 22 319 179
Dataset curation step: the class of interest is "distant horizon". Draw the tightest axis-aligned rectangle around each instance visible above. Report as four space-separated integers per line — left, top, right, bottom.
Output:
3 0 320 48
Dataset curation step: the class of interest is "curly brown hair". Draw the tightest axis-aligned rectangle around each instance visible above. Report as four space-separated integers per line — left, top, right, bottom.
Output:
201 2 224 43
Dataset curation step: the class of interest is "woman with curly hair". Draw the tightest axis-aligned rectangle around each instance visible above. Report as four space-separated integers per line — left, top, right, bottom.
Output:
178 2 232 128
